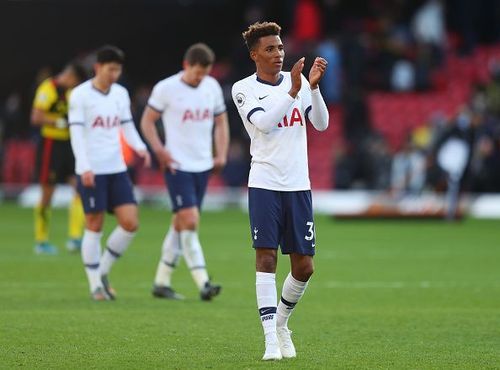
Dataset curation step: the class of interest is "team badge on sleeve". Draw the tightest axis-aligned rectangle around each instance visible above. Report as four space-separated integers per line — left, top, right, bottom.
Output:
236 93 246 107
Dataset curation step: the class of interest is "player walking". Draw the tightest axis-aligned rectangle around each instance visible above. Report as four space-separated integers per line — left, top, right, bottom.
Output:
68 46 151 300
141 43 229 301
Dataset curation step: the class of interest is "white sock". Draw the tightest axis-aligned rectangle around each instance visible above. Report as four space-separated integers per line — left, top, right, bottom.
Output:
277 272 309 329
100 226 136 276
256 272 278 344
81 229 103 293
180 230 209 290
154 225 181 287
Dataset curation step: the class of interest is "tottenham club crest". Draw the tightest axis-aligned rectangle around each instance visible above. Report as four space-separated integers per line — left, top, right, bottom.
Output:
236 93 245 107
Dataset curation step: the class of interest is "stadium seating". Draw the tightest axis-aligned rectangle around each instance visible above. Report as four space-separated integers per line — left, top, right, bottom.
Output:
369 45 500 151
1 139 36 184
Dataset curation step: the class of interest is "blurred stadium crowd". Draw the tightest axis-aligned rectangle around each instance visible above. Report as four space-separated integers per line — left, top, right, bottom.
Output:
1 0 499 195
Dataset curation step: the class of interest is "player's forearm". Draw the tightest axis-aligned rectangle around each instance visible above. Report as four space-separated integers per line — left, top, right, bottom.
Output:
214 113 229 159
31 109 65 128
122 122 147 152
250 94 295 133
309 88 329 132
69 124 91 173
140 118 163 152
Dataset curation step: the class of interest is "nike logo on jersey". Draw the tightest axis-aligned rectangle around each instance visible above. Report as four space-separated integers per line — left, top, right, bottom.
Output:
258 95 268 100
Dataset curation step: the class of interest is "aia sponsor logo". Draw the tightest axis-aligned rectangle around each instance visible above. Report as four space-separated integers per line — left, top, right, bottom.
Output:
92 115 120 129
278 107 303 128
182 109 211 123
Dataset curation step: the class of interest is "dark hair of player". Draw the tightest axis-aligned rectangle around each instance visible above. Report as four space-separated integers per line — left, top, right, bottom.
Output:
66 62 88 82
242 22 281 51
184 43 215 67
96 45 125 65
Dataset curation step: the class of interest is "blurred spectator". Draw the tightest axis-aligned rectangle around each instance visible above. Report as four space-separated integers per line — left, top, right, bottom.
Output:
470 134 500 192
431 106 482 219
412 0 446 48
485 60 500 116
221 139 250 188
391 135 426 196
391 60 415 91
365 132 392 190
316 37 342 103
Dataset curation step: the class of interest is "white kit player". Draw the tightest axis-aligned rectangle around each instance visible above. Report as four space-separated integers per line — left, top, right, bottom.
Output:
69 45 151 301
141 43 229 301
231 22 329 360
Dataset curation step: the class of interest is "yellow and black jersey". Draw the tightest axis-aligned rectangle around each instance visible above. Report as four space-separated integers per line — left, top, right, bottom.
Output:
33 78 72 140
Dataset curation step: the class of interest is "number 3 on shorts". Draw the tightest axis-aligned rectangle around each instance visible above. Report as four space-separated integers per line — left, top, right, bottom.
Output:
305 221 315 241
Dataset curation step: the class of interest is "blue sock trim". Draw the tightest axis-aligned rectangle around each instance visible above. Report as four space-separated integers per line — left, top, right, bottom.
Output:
106 247 121 258
280 296 297 309
162 260 176 268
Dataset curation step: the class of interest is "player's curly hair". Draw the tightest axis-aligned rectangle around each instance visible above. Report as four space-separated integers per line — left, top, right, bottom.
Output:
242 22 281 51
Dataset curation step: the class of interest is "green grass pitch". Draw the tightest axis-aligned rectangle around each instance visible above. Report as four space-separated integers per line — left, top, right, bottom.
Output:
0 202 499 369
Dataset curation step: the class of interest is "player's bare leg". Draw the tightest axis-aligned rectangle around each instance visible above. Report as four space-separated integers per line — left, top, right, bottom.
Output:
256 248 282 360
276 254 314 358
34 184 58 255
99 204 139 300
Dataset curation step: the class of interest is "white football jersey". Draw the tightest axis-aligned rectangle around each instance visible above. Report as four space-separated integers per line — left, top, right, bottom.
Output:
148 72 226 172
68 80 132 175
232 72 313 191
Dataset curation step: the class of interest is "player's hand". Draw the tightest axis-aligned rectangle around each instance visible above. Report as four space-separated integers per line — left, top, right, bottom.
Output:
81 170 95 187
55 117 68 129
289 57 305 98
154 147 179 174
136 149 151 168
309 57 328 89
212 155 227 174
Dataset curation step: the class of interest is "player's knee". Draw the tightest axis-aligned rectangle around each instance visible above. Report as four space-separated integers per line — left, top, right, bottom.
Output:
256 250 277 272
177 210 199 230
292 262 314 282
85 215 104 232
121 218 139 232
302 264 314 280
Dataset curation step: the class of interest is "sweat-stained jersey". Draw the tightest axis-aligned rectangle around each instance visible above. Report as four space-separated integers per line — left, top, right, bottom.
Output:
68 80 134 175
147 71 226 172
231 72 313 191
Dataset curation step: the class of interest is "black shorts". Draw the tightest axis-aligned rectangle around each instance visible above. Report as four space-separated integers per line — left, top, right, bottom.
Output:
35 137 75 185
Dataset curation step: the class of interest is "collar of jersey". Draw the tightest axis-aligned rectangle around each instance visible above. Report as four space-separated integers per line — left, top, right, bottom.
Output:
256 73 284 86
91 82 111 96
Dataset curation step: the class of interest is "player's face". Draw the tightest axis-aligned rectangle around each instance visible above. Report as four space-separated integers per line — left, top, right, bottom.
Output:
183 62 212 87
251 35 284 75
95 62 123 86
